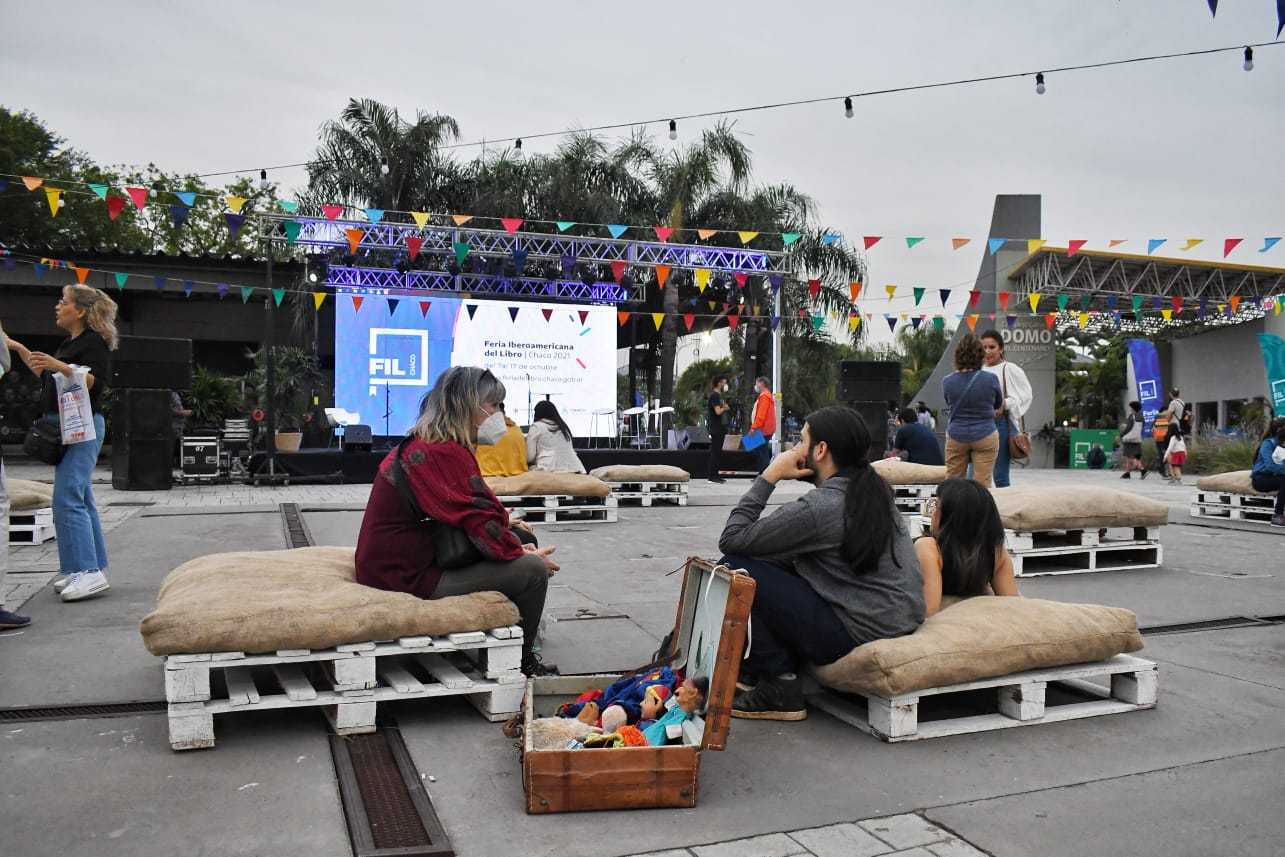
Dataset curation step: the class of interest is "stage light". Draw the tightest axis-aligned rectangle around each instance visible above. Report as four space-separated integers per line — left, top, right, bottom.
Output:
380 160 390 176
844 97 853 119
668 119 677 140
259 169 269 189
1035 73 1046 95
1243 47 1253 71
308 271 318 283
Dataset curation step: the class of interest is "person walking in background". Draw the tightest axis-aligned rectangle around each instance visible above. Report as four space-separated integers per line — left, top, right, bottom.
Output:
979 330 1032 488
916 401 936 431
0 318 30 629
1160 388 1186 477
706 375 730 483
890 407 944 465
1119 400 1148 479
475 402 528 477
7 286 117 602
749 376 777 473
1163 426 1187 483
1251 419 1285 527
942 333 1003 487
526 400 586 474
885 401 899 452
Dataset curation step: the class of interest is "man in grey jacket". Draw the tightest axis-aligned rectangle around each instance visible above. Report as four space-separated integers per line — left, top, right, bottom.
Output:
0 319 31 629
720 406 924 720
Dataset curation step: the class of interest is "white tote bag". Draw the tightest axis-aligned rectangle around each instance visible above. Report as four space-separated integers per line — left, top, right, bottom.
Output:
55 365 97 444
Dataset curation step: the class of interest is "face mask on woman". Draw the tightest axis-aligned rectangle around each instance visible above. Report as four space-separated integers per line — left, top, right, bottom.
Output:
476 410 508 446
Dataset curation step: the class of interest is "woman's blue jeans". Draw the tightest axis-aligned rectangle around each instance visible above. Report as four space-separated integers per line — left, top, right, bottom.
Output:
52 413 108 575
993 417 1012 488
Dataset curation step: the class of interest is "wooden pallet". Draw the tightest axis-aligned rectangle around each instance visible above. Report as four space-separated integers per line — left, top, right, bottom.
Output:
892 484 935 515
809 654 1158 742
908 516 1163 577
164 626 525 750
497 494 618 525
1190 491 1277 524
605 480 689 507
9 507 55 545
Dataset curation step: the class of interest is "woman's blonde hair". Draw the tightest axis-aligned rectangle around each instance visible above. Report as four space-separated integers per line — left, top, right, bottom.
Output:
63 285 120 350
413 366 506 448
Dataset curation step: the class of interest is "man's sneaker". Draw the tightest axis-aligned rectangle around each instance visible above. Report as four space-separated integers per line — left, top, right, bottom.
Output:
60 571 110 602
1120 472 1131 479
1139 469 1148 479
53 574 71 594
735 665 760 692
1271 515 1285 528
708 477 726 484
731 674 807 721
521 653 560 677
0 610 32 630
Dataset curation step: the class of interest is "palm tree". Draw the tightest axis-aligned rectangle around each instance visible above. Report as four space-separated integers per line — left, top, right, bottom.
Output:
897 324 955 404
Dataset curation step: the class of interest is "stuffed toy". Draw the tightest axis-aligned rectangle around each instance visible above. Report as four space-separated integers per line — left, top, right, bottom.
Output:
529 716 597 750
642 676 708 747
635 684 671 731
580 725 647 749
600 704 628 735
557 689 603 720
595 667 676 723
576 701 601 727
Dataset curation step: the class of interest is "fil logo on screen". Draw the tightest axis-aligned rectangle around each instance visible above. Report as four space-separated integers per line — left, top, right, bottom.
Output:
368 328 429 396
1137 380 1159 403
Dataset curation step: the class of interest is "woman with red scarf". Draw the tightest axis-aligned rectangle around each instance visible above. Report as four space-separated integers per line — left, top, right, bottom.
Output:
356 367 559 675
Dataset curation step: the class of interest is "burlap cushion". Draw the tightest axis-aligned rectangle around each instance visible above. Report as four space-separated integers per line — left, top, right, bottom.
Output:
991 486 1168 531
140 546 519 656
485 472 610 498
590 464 690 483
8 479 53 511
1196 470 1266 495
813 596 1143 698
871 459 947 485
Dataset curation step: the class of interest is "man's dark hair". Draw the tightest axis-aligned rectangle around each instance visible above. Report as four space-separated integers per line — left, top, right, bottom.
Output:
711 375 728 388
803 406 898 574
898 407 917 424
917 401 929 411
1129 400 1141 412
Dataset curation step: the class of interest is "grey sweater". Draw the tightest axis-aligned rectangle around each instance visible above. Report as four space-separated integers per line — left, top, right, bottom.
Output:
719 475 925 645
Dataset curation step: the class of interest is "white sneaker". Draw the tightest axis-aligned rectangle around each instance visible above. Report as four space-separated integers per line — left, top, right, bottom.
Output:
53 574 72 594
60 570 110 602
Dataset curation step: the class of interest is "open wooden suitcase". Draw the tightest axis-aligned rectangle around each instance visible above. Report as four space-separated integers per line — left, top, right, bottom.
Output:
520 557 755 813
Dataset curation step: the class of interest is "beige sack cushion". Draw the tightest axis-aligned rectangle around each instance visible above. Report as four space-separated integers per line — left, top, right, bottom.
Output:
813 596 1143 698
871 459 947 485
590 464 690 483
8 479 53 511
991 486 1168 531
1196 470 1266 495
140 546 519 656
485 472 610 498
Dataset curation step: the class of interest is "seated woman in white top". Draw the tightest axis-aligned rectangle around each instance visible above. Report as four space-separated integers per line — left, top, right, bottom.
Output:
913 477 1020 616
526 401 586 474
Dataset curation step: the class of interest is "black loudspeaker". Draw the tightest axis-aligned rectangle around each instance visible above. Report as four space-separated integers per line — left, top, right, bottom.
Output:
113 389 173 439
847 401 892 460
112 438 172 490
344 424 373 452
838 360 901 405
113 336 193 391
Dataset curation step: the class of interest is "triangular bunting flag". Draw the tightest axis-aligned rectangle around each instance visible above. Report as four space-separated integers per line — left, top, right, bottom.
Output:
513 248 529 275
618 311 630 327
812 314 824 332
419 301 431 317
501 218 523 235
89 183 108 200
541 308 553 322
170 204 189 228
651 312 664 331
905 237 924 249
913 287 925 306
216 283 228 299
782 232 802 246
939 289 951 306
1077 312 1088 330
1132 295 1145 313
607 224 628 239
911 315 923 331
696 229 717 240
1006 315 1017 330
933 316 945 332
821 233 840 246
729 314 741 332
241 287 254 304
21 176 44 191
453 242 470 267
72 266 90 284
1027 239 1046 255
1028 293 1041 313
555 221 575 233
968 290 980 308
1172 296 1184 314
770 316 781 330
885 284 896 301
809 279 821 301
466 304 478 320
654 226 673 242
987 238 1005 255
987 312 996 321
45 187 62 216
952 238 971 250
695 269 711 292
403 211 427 229
849 313 861 332
363 208 384 224
322 204 343 220
863 236 882 250
223 196 246 214
406 236 423 261
1229 295 1241 313
352 295 364 312
1067 240 1087 256
579 310 589 324
225 213 246 239
506 306 520 322
655 264 671 289
1161 309 1173 322
106 196 126 220
1108 239 1127 248
733 272 748 289
885 314 898 333
283 220 302 244
1261 237 1281 253
344 228 365 255
1217 302 1227 316
154 275 166 291
183 281 194 298
1223 238 1243 258
125 186 149 211
1057 294 1070 312
313 292 327 310
769 274 783 293
278 200 299 214
1081 293 1092 311
738 231 760 245
610 260 627 283
32 263 45 278
114 272 129 290
272 288 285 307
1152 295 1163 310
1147 238 1166 255
1044 313 1057 330
1181 239 1203 251
998 292 1010 311
850 281 862 302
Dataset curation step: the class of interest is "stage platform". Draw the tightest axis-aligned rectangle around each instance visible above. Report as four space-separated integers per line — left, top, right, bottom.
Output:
253 445 758 484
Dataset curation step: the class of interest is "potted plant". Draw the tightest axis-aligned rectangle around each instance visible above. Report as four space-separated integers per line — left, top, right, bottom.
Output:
247 346 322 454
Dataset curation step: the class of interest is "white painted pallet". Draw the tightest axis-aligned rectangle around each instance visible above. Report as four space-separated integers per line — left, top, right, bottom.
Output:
9 507 55 545
908 516 1163 577
890 484 935 516
1190 491 1277 524
809 654 1158 742
605 480 689 507
164 625 525 750
497 494 618 525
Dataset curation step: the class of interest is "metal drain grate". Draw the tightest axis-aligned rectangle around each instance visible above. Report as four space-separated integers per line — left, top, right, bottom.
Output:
331 728 454 857
279 503 315 548
0 701 167 722
1140 615 1282 636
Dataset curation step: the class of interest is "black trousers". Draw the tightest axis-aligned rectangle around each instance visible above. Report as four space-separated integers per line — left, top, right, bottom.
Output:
720 555 857 677
708 431 725 478
1251 472 1285 515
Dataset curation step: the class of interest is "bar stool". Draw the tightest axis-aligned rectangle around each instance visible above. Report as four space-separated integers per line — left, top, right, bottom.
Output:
590 408 617 448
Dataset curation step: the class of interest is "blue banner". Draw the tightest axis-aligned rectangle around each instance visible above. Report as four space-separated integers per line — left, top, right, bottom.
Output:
1258 333 1285 415
1127 338 1164 436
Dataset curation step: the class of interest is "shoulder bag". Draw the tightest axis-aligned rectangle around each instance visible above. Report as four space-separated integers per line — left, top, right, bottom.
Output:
24 415 66 465
1002 365 1031 460
388 437 485 570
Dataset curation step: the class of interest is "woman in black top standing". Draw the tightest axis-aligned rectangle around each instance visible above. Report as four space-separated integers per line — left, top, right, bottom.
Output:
707 376 729 483
9 285 118 602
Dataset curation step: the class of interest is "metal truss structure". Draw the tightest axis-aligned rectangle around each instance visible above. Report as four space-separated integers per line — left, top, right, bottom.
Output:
325 264 631 303
1010 247 1285 304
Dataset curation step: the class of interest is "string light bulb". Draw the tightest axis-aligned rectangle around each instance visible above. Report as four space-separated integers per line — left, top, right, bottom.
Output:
259 169 269 189
668 119 677 140
1243 46 1253 71
514 138 524 159
1035 72 1046 95
844 96 854 119
379 160 390 176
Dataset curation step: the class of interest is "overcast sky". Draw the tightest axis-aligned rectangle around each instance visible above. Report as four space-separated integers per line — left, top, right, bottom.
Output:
4 1 1281 341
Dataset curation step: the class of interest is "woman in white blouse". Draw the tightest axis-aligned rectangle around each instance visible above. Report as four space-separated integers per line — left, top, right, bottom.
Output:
526 401 586 473
980 330 1033 488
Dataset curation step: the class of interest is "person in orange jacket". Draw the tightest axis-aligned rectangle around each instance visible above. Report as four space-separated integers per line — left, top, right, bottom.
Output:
749 376 777 473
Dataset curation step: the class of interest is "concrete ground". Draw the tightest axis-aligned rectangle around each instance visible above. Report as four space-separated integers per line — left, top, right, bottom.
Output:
1 461 1281 857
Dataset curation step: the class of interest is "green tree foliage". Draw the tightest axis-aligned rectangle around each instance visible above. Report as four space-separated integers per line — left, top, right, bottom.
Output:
673 357 736 427
1054 332 1127 429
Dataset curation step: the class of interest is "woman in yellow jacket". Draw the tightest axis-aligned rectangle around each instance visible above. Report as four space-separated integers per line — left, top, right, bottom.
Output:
475 403 528 477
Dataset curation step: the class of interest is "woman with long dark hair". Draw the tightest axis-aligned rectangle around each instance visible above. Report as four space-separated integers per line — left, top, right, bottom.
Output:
915 477 1019 616
719 405 924 720
526 400 585 473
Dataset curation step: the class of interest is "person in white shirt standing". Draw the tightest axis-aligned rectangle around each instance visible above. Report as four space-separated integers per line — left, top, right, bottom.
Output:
0 319 31 629
979 330 1033 488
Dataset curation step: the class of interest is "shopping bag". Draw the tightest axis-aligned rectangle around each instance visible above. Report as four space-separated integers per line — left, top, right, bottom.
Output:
55 365 96 444
742 430 765 451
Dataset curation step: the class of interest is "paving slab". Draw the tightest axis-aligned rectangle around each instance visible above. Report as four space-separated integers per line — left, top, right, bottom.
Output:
0 713 347 857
